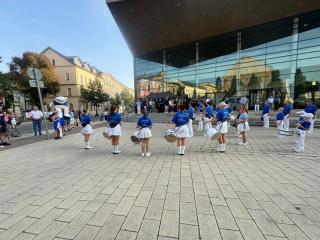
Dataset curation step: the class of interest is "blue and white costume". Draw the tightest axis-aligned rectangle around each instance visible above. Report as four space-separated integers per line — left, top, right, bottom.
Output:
276 111 284 138
295 114 312 153
80 114 93 135
187 106 195 137
172 111 190 138
204 105 214 131
262 105 271 128
216 108 229 134
137 115 152 138
304 104 317 133
283 105 291 129
237 112 249 133
105 112 122 136
197 103 204 131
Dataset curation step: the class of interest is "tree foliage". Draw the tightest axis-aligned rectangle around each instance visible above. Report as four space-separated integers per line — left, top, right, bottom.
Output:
226 76 237 97
248 73 260 89
216 76 223 92
81 78 110 107
9 52 60 104
0 72 15 108
268 70 283 88
294 68 306 100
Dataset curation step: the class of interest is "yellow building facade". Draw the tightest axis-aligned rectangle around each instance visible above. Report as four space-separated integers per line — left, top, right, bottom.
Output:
41 47 132 110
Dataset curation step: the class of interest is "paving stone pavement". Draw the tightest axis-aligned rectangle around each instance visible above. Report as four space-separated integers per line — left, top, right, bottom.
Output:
0 122 320 240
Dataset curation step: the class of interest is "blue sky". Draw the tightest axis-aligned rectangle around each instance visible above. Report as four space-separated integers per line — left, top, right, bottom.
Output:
0 0 133 88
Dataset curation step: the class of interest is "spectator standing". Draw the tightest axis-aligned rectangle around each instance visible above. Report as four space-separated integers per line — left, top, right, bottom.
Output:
136 100 141 114
30 105 43 136
254 96 260 111
267 96 274 110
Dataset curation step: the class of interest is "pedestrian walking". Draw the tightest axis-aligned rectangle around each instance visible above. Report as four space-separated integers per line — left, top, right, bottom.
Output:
262 102 271 128
80 110 93 149
254 96 260 111
0 109 8 147
136 109 152 157
171 105 190 155
30 105 43 136
105 105 123 154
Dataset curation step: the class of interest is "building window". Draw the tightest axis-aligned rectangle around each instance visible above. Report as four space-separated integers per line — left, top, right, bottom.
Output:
65 73 70 80
52 59 55 66
67 88 72 96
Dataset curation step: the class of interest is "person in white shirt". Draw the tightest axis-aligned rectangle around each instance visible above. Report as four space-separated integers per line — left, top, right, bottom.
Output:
30 105 43 136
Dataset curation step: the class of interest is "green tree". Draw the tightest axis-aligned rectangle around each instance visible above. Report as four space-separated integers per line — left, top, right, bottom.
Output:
81 78 110 115
248 73 260 89
294 68 306 100
0 72 16 108
119 88 134 107
226 76 236 97
9 52 60 104
268 70 282 88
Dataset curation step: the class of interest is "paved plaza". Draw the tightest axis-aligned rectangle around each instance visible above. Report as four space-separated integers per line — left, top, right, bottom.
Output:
0 123 320 240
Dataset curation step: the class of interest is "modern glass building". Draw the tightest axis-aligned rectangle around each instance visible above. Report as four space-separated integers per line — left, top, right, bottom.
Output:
107 0 320 108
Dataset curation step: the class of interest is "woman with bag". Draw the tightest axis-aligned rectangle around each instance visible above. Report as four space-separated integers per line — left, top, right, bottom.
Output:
105 105 123 154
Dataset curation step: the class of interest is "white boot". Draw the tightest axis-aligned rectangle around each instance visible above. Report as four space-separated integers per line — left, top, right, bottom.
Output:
85 141 92 149
217 144 222 152
114 145 121 154
181 146 186 155
222 144 226 152
178 146 182 155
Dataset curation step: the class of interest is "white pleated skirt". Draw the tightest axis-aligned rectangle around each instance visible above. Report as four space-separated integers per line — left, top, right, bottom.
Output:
82 124 93 135
138 127 152 138
216 121 228 134
175 124 190 138
237 122 250 132
108 124 122 136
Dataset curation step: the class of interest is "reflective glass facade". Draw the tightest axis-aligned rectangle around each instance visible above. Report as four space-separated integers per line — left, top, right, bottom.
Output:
135 10 320 108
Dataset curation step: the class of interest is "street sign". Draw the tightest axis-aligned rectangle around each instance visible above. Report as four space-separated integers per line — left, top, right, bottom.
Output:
27 68 43 80
29 80 44 88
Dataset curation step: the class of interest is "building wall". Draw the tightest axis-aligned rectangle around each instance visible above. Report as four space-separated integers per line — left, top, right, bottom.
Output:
134 10 320 107
42 47 134 110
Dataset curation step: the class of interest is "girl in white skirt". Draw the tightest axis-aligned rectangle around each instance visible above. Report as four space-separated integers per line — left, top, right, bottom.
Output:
237 106 249 145
171 105 190 155
105 105 123 154
137 109 153 157
80 110 93 149
215 102 229 152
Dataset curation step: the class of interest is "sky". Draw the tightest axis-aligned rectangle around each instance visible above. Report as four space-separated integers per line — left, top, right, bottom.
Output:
0 0 134 88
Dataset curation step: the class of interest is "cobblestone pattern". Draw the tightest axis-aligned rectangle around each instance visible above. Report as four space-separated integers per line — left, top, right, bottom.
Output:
0 123 319 240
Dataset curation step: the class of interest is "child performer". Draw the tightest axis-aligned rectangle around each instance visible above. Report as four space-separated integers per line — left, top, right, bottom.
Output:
276 107 284 139
237 106 249 145
137 109 152 157
106 105 123 154
171 105 190 155
204 101 214 132
187 103 195 137
53 111 61 140
283 102 292 130
294 113 313 153
80 110 93 149
262 101 271 128
197 100 205 131
215 102 229 152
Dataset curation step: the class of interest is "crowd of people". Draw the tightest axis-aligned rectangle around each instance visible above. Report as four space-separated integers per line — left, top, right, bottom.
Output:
1 97 318 154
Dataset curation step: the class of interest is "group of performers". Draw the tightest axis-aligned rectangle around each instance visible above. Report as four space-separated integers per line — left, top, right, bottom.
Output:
76 98 317 155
